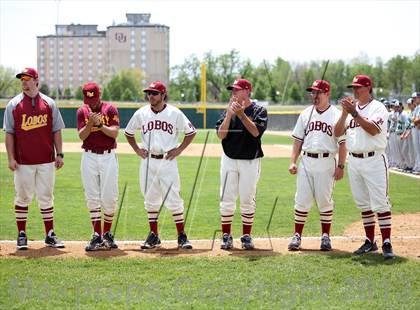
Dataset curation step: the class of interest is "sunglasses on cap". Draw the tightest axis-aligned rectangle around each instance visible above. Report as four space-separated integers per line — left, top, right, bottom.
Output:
146 91 161 96
20 76 32 81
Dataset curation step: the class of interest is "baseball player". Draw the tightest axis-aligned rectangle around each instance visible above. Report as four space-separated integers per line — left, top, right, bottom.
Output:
401 98 415 172
395 101 409 171
125 81 196 250
3 67 65 250
288 80 346 251
388 101 399 168
215 79 268 250
384 99 392 163
335 75 394 259
411 92 420 174
77 82 120 251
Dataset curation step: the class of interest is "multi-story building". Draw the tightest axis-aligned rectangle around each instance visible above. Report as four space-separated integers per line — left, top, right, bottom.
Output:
37 13 169 95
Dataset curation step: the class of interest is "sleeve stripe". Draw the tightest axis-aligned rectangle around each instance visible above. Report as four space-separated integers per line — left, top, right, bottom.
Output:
292 134 303 141
372 120 382 132
124 131 135 137
185 130 196 137
338 139 346 144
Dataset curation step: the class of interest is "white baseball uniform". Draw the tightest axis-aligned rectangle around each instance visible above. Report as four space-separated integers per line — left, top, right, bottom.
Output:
292 105 345 213
77 102 120 233
124 104 196 214
413 105 420 172
344 99 391 213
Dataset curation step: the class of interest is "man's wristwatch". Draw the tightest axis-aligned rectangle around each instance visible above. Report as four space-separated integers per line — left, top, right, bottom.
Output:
56 153 64 159
337 164 345 169
351 111 358 118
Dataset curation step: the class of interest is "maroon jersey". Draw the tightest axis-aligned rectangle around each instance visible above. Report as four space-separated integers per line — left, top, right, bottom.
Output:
77 102 120 151
3 92 65 165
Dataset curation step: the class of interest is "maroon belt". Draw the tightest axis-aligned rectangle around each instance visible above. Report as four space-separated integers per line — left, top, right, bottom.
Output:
85 149 112 154
350 152 375 158
303 152 330 158
151 154 164 159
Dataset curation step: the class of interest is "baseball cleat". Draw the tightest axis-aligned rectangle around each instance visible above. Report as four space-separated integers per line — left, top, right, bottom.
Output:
353 239 378 255
382 241 395 260
45 232 65 248
103 231 118 249
17 231 28 250
288 233 301 251
320 234 332 251
240 234 255 250
220 233 233 250
141 231 161 249
85 233 104 251
178 232 193 249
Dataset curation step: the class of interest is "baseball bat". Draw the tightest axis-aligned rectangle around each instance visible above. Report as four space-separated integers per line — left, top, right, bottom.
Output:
145 131 152 194
184 130 209 226
112 182 128 238
265 196 279 251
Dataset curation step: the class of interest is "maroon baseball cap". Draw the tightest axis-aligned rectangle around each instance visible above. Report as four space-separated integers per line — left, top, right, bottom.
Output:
347 75 372 88
82 82 101 105
16 67 38 79
306 80 330 92
143 81 167 94
227 79 252 92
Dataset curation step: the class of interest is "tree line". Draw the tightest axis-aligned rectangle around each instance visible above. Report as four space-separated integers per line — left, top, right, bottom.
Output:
0 50 418 104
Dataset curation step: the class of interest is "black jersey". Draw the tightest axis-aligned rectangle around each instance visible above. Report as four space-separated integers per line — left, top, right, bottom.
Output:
216 102 268 159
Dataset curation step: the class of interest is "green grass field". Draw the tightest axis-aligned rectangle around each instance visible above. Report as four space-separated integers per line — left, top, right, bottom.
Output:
0 128 293 145
0 138 419 309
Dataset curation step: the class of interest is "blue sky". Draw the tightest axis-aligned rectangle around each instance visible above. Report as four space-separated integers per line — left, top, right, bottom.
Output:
0 0 419 71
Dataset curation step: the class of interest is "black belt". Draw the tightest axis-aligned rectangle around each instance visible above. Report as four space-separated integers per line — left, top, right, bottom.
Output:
85 149 112 154
303 152 330 158
151 154 164 159
350 151 375 158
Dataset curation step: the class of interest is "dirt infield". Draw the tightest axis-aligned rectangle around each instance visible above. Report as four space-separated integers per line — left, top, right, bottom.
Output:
58 143 293 158
0 142 292 157
1 213 419 259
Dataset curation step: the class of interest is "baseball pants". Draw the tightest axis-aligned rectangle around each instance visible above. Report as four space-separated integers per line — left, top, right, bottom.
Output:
347 153 391 213
140 157 184 214
219 154 261 216
81 150 119 214
294 155 335 213
14 162 55 209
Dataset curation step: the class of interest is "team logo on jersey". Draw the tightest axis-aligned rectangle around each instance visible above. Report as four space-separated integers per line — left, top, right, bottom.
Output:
86 91 95 98
305 120 333 136
21 113 48 131
142 120 174 135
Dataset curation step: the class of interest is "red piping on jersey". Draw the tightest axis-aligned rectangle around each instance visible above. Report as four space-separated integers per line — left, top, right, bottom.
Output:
357 98 373 110
151 104 167 114
315 104 331 115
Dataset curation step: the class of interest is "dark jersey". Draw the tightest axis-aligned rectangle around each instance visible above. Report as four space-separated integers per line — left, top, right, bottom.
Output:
77 102 119 152
216 103 268 159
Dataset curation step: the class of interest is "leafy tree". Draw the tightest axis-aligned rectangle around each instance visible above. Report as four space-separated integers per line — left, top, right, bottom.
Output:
121 88 134 101
102 87 111 101
63 88 72 98
0 65 20 97
75 86 83 100
386 55 410 95
39 83 50 96
288 82 302 104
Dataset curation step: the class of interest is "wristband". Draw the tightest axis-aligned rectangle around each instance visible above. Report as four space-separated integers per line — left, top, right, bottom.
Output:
56 153 64 159
337 164 345 169
96 123 103 128
351 111 358 118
